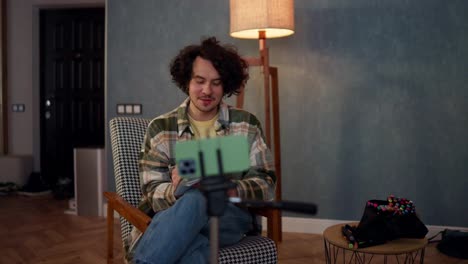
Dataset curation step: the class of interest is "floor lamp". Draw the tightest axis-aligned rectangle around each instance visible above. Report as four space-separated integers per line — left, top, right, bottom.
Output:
230 0 295 243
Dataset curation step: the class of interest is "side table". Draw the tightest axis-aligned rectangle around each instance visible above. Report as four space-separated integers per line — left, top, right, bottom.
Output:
323 223 427 264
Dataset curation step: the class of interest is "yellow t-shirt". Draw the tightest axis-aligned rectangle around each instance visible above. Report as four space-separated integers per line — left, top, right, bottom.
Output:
187 113 219 139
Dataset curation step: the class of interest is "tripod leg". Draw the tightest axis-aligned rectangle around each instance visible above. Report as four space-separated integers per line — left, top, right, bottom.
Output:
210 216 219 264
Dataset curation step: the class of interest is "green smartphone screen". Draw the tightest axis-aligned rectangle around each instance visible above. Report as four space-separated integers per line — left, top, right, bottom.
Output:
175 135 250 179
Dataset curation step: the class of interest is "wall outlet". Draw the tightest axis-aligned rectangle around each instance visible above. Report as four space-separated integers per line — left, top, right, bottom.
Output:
12 104 25 112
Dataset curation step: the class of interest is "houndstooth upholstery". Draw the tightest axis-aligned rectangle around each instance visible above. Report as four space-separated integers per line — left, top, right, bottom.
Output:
109 117 277 263
218 236 277 264
110 117 148 243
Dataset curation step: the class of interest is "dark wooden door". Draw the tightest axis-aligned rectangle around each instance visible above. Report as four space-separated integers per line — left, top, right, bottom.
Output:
40 8 104 198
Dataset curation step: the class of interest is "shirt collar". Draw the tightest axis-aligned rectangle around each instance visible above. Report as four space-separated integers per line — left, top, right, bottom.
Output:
177 97 230 137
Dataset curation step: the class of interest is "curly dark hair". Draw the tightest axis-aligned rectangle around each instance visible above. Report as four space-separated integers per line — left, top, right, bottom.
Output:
170 37 249 97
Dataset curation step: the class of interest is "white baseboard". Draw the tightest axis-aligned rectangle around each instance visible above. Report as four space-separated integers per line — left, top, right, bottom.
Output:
263 216 468 238
103 202 468 238
424 224 468 238
261 217 351 234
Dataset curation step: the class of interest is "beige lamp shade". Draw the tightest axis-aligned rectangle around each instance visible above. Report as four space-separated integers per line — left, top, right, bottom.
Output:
230 0 295 39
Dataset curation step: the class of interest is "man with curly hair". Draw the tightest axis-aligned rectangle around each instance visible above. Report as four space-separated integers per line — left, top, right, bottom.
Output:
130 37 276 264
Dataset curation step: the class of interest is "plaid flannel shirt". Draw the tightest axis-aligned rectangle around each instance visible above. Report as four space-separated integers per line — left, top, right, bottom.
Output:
126 98 276 259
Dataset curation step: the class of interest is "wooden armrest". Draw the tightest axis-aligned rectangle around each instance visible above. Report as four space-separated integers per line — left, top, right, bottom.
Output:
104 191 152 233
249 208 281 244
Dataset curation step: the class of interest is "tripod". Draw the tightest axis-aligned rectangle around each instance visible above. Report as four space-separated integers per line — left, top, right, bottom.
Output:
198 149 318 264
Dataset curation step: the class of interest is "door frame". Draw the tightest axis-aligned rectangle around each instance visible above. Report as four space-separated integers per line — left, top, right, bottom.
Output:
33 1 105 172
39 7 106 194
1 0 7 155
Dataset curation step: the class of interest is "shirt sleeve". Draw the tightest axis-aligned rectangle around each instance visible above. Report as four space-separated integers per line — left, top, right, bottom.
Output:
235 121 277 201
139 122 177 212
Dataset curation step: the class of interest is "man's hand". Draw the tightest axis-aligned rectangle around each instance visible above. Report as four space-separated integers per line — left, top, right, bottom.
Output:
170 165 182 191
227 187 238 198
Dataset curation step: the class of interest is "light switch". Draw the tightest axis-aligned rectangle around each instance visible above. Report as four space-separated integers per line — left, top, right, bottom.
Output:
133 104 142 114
125 104 133 114
116 104 125 114
116 103 143 115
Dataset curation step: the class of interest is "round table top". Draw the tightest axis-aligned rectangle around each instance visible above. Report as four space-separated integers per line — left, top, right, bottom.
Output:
323 222 428 254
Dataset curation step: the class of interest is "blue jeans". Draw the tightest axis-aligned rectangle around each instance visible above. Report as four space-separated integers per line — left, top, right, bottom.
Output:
133 189 253 264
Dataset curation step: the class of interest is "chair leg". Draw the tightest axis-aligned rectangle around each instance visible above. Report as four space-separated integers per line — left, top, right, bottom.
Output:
268 209 282 245
107 202 114 264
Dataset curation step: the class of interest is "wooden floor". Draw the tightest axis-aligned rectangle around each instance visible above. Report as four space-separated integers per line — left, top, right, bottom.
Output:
0 194 466 264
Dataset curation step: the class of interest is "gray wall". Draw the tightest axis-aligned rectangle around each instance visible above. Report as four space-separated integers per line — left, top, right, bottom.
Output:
106 0 468 227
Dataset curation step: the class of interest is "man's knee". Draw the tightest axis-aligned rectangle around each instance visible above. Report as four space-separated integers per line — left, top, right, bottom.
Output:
175 189 207 212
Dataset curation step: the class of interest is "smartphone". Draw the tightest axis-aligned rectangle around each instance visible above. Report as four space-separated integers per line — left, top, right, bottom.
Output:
175 135 250 179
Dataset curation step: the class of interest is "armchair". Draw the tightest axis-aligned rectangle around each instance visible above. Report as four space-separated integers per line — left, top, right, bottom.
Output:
105 117 280 263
